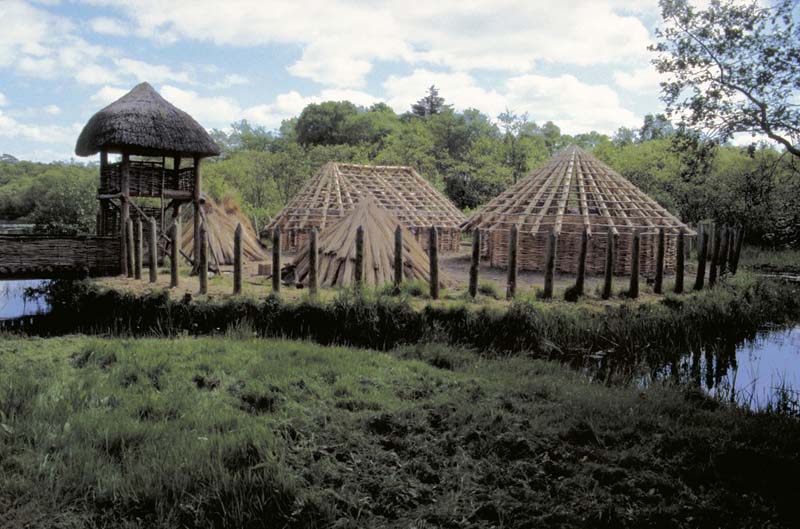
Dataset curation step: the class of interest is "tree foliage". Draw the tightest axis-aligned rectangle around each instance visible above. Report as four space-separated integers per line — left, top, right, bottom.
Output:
651 0 800 157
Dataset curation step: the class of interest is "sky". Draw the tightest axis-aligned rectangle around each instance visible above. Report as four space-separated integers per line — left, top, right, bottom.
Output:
0 0 682 162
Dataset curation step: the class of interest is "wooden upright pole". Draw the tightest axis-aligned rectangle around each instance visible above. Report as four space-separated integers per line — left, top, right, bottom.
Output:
574 225 589 297
654 227 665 294
148 217 157 283
198 223 208 295
192 157 202 274
394 225 403 292
272 226 281 294
718 225 729 275
308 227 318 296
602 230 615 300
708 224 721 287
674 229 685 294
469 229 481 298
693 225 708 291
170 220 180 288
731 225 745 275
429 226 439 300
543 229 557 299
355 226 365 290
506 224 518 300
134 217 143 280
629 231 640 298
125 218 134 279
120 153 130 275
233 223 243 295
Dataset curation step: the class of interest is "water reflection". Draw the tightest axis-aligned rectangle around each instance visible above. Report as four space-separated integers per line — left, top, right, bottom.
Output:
584 325 800 411
0 279 51 320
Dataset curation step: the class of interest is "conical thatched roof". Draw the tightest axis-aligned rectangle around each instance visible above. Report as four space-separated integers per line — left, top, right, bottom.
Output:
288 197 449 288
266 162 465 237
181 196 266 266
462 145 692 236
75 82 221 157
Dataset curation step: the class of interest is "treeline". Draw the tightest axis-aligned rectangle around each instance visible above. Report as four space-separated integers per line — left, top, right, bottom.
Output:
1 87 798 246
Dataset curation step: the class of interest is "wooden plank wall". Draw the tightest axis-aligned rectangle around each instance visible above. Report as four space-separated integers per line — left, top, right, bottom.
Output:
0 235 121 278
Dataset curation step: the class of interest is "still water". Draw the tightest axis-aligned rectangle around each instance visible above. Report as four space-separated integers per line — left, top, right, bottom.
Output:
0 279 50 320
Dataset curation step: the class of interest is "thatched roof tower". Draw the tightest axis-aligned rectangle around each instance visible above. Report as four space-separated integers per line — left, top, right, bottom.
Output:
75 82 221 276
463 145 694 276
287 197 449 288
266 163 465 253
75 82 220 158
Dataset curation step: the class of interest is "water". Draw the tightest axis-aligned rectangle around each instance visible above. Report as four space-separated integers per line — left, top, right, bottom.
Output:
0 279 51 320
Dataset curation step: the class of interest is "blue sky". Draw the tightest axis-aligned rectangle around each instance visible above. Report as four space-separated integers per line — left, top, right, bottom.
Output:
1 0 679 162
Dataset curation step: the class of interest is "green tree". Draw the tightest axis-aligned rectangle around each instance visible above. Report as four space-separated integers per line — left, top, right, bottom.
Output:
410 85 450 118
652 0 800 157
296 101 360 146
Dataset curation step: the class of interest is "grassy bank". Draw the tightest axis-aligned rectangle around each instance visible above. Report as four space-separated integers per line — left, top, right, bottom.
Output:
739 246 800 275
17 272 800 362
2 337 799 528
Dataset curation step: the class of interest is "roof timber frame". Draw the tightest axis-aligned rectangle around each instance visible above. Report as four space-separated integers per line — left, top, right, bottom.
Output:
463 145 694 237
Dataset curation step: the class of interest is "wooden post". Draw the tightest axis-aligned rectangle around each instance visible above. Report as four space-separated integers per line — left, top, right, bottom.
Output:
469 229 480 298
602 230 615 300
308 227 318 296
506 224 518 300
233 223 242 295
708 224 721 287
674 229 685 294
192 157 202 274
543 229 557 299
134 217 143 280
654 227 665 294
125 218 134 278
629 231 640 298
731 225 745 275
198 223 208 295
272 226 281 294
429 226 439 300
718 225 729 275
148 217 157 283
170 220 180 288
355 225 365 289
574 225 589 297
725 227 736 275
693 225 708 291
394 225 403 292
120 153 130 275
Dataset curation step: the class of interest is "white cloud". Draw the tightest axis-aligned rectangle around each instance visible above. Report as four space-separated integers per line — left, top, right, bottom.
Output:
0 110 80 144
159 85 243 126
89 16 129 36
212 73 249 89
384 70 507 117
0 93 7 107
115 58 193 84
79 0 654 88
90 85 129 105
614 66 664 92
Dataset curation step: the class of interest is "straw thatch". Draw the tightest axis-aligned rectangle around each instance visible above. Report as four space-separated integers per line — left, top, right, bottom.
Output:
75 82 221 158
180 196 266 266
266 163 465 253
287 197 450 288
462 145 695 275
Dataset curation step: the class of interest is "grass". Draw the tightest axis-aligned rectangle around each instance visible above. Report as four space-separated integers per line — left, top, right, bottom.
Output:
739 246 800 275
2 336 800 528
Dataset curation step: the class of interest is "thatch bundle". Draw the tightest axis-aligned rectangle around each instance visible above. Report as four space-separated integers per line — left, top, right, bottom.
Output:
181 196 266 266
288 198 449 288
75 82 221 157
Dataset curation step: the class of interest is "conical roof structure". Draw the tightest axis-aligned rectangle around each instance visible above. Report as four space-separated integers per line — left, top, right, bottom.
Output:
75 82 221 157
463 145 694 275
463 145 690 236
288 197 449 288
181 196 266 266
266 163 465 253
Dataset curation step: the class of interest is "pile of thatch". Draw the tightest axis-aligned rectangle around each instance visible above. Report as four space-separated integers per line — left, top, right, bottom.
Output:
75 82 221 157
181 196 266 266
288 198 449 288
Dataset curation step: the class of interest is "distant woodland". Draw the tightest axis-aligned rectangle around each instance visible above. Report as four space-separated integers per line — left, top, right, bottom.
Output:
1 87 799 246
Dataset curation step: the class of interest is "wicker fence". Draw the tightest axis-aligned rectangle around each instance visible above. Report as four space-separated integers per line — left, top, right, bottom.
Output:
0 235 121 278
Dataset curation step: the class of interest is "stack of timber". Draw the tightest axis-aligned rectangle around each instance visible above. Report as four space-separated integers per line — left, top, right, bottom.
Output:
180 196 266 265
287 198 450 288
463 145 695 276
265 162 465 253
